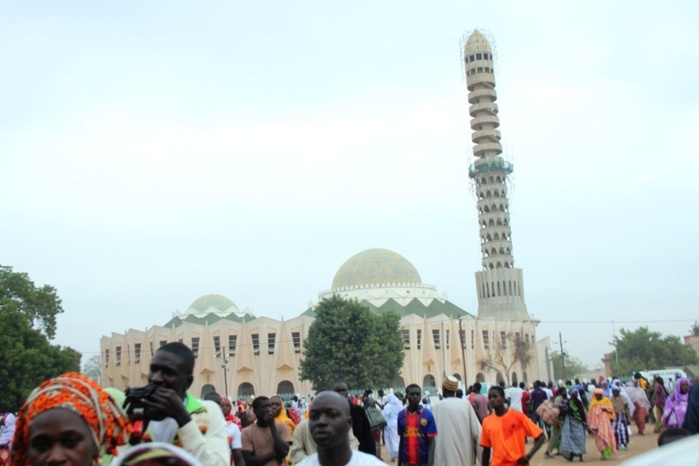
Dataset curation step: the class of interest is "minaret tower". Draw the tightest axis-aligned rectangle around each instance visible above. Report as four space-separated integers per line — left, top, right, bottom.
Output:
465 30 530 321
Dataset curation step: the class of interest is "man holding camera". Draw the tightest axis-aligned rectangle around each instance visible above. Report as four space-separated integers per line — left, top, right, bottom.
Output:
129 342 229 466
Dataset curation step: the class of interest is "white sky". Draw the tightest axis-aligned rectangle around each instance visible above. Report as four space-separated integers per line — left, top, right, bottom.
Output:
2 1 698 370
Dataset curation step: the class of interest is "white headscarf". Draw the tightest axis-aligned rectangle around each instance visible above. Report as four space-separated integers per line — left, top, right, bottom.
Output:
612 379 635 416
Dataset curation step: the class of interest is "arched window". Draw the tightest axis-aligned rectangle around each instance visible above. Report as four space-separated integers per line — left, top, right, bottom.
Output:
237 382 255 398
200 384 216 399
393 375 406 389
494 233 500 240
452 373 462 382
496 371 505 384
489 219 495 226
276 380 295 395
423 374 436 390
476 372 486 384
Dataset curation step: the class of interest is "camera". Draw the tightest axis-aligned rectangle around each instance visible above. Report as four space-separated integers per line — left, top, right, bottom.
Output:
123 384 158 416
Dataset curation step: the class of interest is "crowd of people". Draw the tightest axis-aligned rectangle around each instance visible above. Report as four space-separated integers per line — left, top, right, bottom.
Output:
1 342 698 466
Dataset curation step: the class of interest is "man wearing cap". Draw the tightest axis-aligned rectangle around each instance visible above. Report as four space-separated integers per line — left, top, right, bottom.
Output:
431 376 482 466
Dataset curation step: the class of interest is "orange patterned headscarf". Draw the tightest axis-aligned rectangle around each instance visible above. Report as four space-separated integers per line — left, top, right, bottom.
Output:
11 372 132 465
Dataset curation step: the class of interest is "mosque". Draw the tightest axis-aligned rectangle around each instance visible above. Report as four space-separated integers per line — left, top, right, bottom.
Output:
99 30 553 398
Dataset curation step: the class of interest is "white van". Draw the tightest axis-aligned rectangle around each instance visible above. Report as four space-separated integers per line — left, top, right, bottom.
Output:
636 368 687 384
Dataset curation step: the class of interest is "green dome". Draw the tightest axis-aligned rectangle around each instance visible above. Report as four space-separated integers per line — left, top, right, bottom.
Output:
188 294 238 313
332 249 422 289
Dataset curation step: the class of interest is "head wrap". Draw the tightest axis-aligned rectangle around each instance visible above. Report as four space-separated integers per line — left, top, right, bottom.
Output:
593 388 604 395
11 372 132 465
112 442 203 466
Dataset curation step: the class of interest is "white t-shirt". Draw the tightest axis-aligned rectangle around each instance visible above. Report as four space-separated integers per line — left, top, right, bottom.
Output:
297 450 386 466
226 423 242 449
508 386 524 412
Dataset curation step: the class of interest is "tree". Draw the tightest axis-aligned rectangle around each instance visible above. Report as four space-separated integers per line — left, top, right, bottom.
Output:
690 321 699 337
82 354 102 382
299 295 404 390
610 326 697 377
550 352 588 381
479 332 533 385
0 266 81 412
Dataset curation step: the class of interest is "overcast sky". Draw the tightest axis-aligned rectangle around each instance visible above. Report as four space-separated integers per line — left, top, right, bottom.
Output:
2 1 698 370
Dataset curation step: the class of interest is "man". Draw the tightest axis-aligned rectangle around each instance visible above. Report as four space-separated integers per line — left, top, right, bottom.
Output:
241 396 292 466
290 415 361 463
469 382 489 422
333 382 376 456
529 381 548 432
431 376 482 466
397 384 437 466
138 342 229 466
481 386 545 466
508 382 524 413
296 391 384 466
682 381 699 434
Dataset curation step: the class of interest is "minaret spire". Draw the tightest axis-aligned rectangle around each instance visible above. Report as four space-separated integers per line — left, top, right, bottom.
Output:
465 30 530 321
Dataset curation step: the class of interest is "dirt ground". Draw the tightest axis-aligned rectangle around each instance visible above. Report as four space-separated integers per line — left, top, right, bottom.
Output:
378 424 660 465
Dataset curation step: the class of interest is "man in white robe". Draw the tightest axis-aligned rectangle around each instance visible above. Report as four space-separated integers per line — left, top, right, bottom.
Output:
432 376 482 466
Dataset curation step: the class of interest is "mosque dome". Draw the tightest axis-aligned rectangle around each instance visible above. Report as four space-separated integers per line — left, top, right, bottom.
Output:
331 248 422 290
187 294 239 314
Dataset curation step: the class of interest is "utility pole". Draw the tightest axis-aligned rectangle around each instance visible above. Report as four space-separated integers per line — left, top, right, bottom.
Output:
458 317 468 383
612 321 619 364
222 354 229 397
559 332 566 380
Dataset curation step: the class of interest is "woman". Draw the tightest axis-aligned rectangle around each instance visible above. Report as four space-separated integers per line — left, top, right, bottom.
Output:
610 387 631 451
10 372 132 466
220 397 243 429
662 377 692 429
381 393 403 461
544 387 566 458
559 388 587 462
270 395 297 435
587 388 616 460
626 380 651 435
653 377 669 433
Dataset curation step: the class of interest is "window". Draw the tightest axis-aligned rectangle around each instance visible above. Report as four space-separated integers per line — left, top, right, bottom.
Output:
292 332 301 353
149 341 154 356
524 333 529 344
127 344 130 363
213 336 221 357
469 54 475 62
417 329 422 350
500 331 507 348
471 330 475 349
477 53 482 59
402 329 411 350
159 340 167 349
191 337 199 358
251 334 260 355
482 330 490 350
432 329 441 349
134 343 141 363
268 333 276 355
515 332 521 342
116 346 122 366
105 349 110 367
459 329 466 349
228 335 237 356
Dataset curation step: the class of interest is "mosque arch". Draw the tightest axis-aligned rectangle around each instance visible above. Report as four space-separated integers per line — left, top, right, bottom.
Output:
476 372 486 383
493 190 500 197
237 382 255 398
496 176 501 183
488 176 494 183
276 380 295 395
523 371 529 384
493 233 500 240
496 371 505 384
200 384 216 399
393 375 406 389
423 374 436 390
486 191 492 198
452 373 462 382
490 248 497 255
512 372 518 386
489 219 495 226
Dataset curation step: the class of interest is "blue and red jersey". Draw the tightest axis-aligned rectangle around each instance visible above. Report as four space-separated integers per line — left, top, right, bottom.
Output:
397 405 438 465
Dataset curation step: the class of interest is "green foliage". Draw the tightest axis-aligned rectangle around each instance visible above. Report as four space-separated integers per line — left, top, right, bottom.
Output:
0 266 80 411
0 265 63 339
299 295 405 390
691 321 699 337
610 326 697 377
550 352 588 381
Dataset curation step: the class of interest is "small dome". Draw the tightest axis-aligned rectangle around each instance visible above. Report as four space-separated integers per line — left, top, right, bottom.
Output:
332 249 422 289
187 294 239 313
465 29 492 56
